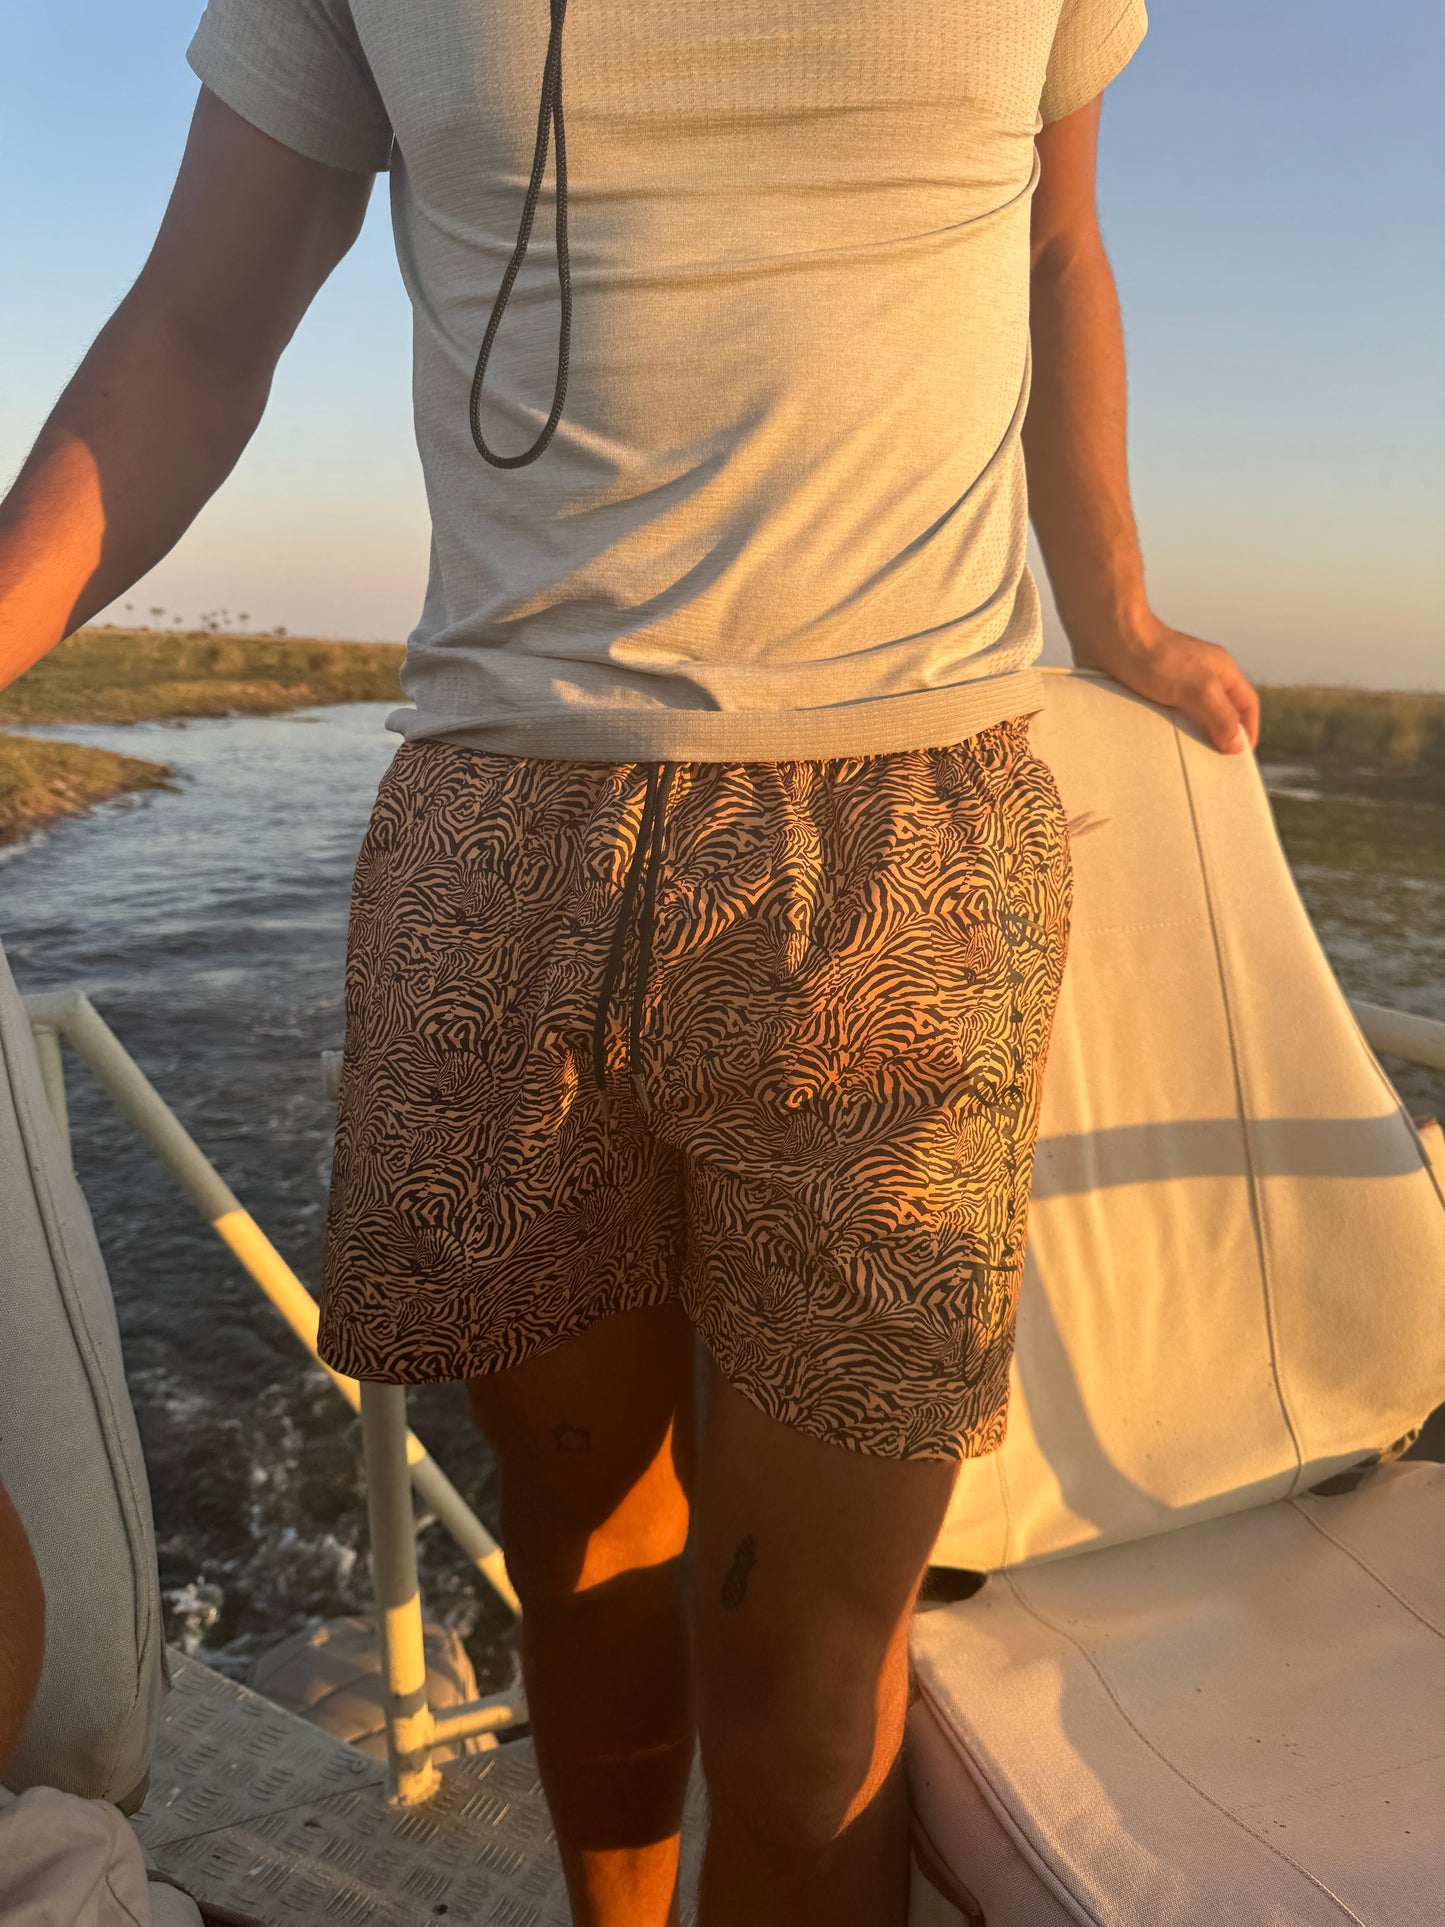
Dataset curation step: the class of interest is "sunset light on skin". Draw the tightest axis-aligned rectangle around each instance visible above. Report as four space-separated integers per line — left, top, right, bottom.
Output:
0 7 1442 1925
2 0 1441 678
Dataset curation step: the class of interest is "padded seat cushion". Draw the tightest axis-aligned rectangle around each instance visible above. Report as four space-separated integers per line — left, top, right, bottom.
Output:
909 1461 1445 1927
0 941 164 1805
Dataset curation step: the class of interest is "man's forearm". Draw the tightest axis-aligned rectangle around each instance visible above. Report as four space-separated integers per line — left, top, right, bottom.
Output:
1021 99 1257 751
1023 229 1151 664
0 288 271 687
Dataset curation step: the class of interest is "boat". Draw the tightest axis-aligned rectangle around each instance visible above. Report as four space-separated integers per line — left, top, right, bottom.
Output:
3 669 1443 1925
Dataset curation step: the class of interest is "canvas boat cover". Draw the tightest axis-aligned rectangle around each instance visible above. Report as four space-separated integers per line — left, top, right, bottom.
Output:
910 672 1445 1925
933 670 1445 1572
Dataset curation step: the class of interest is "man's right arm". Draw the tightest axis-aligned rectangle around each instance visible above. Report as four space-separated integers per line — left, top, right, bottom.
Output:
0 88 374 692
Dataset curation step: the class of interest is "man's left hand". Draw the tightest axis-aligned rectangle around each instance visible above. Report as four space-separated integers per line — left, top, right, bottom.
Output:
1073 614 1260 755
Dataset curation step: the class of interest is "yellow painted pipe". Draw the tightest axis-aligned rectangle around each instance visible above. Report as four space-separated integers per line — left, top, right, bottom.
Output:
34 995 520 1619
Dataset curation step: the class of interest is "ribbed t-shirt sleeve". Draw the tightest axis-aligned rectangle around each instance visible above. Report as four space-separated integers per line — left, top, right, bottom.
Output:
1040 0 1148 124
187 0 393 173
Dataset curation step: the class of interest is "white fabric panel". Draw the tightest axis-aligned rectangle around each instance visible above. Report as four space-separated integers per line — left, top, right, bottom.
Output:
934 671 1445 1572
910 1462 1445 1927
1184 726 1445 1473
0 1786 202 1925
0 941 164 1804
909 1716 1088 1926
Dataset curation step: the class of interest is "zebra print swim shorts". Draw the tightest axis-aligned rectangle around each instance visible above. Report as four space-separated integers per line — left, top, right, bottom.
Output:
317 718 1072 1459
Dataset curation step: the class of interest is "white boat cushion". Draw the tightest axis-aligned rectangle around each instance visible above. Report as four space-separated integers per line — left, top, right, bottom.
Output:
0 940 164 1806
933 671 1445 1572
0 1786 202 1926
909 1460 1445 1927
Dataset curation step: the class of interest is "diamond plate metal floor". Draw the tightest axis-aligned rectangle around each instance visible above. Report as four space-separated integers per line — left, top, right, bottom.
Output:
135 1653 707 1926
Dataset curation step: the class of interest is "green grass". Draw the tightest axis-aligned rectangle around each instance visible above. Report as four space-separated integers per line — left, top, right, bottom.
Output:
1258 685 1445 801
0 627 403 845
0 627 405 726
0 733 173 846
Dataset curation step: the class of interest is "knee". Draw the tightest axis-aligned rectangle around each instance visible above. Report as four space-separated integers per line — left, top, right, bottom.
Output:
699 1647 903 1860
496 1442 691 1616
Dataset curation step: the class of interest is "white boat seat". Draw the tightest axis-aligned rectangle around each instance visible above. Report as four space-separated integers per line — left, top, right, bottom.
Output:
909 672 1445 1924
0 938 165 1808
911 1462 1444 1927
932 671 1445 1575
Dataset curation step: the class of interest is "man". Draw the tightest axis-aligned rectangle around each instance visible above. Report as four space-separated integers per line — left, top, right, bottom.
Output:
0 3 1259 1922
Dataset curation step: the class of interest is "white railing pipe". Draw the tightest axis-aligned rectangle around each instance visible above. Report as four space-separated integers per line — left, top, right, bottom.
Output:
23 991 520 1618
360 1382 444 1804
1349 999 1445 1076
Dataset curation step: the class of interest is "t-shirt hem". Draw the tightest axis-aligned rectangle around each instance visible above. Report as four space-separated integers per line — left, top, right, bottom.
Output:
1039 0 1149 125
187 22 393 174
388 669 1047 765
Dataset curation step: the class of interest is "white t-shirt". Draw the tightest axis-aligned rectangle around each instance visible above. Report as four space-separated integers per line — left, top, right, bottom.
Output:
188 0 1147 762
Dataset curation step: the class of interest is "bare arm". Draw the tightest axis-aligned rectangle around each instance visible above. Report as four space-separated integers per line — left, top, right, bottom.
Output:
0 89 374 691
1026 97 1259 753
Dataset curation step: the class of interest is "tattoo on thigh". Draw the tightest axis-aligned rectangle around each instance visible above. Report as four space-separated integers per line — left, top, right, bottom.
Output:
550 1422 592 1454
721 1533 758 1611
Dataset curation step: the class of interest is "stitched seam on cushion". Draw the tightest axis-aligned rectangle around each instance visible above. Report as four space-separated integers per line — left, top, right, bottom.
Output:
1288 1498 1445 1638
1001 1571 1370 1925
1069 917 1208 936
1174 729 1306 1488
1235 1746 1445 1815
912 1679 1102 1925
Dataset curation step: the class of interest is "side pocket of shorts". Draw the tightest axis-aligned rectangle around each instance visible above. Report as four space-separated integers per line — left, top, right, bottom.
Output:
1017 735 1074 997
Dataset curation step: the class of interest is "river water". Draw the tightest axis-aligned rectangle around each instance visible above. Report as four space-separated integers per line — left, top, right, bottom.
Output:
2 705 1441 1685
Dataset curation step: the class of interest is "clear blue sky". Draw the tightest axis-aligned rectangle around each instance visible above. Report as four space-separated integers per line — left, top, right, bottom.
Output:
3 1 1441 687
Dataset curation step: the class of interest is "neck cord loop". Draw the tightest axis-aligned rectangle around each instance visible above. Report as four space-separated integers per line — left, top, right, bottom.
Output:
469 0 572 468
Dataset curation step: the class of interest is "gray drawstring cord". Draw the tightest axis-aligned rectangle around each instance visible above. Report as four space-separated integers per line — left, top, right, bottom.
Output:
472 8 660 1108
470 0 572 467
592 763 676 1120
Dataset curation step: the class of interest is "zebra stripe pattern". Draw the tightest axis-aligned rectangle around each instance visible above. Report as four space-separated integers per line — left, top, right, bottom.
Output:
318 717 1072 1460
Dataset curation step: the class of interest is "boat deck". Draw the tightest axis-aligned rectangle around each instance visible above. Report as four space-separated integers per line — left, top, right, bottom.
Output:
135 1652 708 1926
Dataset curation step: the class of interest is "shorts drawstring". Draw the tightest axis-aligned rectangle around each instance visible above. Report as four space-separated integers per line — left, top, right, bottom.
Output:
592 762 676 1120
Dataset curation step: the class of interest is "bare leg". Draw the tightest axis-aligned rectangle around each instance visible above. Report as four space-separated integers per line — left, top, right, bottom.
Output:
468 1303 695 1927
693 1364 958 1927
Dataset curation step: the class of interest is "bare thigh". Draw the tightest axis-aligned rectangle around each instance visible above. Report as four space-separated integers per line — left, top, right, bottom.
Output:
466 1301 697 1602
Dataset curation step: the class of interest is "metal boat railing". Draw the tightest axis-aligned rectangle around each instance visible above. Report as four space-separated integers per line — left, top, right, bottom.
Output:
24 988 1445 1802
25 989 525 1802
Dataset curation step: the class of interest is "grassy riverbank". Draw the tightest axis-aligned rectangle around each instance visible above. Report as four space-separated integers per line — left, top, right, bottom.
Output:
1 629 1440 843
0 732 174 844
0 628 405 726
0 629 404 845
1258 685 1445 802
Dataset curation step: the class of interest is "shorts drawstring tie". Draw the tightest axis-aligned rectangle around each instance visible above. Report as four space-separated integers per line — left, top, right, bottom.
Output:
592 762 676 1120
